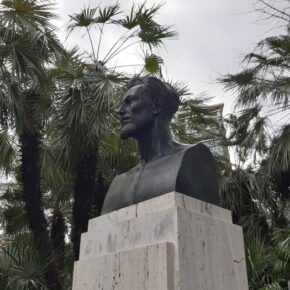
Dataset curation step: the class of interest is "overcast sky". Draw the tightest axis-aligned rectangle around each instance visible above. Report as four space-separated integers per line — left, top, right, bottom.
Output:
55 0 285 115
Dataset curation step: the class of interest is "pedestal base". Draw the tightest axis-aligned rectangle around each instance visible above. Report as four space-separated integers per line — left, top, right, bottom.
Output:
72 192 248 290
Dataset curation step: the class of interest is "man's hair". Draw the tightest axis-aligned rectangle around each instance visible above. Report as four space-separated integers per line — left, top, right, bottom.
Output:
127 76 180 120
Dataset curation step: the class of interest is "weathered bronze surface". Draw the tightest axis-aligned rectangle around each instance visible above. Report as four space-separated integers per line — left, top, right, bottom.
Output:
101 77 219 214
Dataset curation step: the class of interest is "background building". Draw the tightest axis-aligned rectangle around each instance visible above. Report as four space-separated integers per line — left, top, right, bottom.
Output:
175 102 230 161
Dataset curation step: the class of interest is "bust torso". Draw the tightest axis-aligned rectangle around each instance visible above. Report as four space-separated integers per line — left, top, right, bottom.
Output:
101 143 219 214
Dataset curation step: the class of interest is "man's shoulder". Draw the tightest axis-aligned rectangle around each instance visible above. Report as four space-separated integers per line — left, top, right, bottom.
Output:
184 142 211 152
112 164 140 182
179 142 213 159
176 142 220 205
181 142 215 164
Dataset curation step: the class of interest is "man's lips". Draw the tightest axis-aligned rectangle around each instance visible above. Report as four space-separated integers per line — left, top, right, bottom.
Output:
120 117 131 124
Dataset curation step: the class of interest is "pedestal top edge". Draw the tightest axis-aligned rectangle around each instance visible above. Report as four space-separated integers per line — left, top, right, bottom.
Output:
88 192 232 231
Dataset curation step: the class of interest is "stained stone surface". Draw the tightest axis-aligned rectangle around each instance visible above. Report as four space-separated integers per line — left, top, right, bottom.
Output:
73 242 174 290
72 192 249 290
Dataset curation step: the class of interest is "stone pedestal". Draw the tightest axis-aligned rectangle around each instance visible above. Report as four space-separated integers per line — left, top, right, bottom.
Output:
72 192 249 290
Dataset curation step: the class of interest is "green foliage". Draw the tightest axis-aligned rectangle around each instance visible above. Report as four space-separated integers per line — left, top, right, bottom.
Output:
0 130 16 175
67 1 175 73
220 2 290 289
1 0 56 34
3 1 290 290
244 228 290 290
0 235 50 290
269 125 290 173
144 53 163 74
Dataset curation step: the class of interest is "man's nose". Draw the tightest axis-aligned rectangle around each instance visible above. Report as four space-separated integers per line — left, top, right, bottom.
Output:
115 103 125 116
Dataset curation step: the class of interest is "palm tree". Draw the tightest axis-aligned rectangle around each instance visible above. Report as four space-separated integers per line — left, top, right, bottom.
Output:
49 2 177 260
219 2 290 282
0 234 51 290
218 129 290 289
0 0 65 288
221 0 290 175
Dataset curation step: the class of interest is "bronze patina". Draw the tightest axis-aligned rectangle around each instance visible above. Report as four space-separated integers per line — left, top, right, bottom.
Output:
101 77 219 214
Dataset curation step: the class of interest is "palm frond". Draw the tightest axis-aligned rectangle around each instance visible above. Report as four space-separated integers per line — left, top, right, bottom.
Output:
117 4 139 30
96 3 120 24
269 124 290 174
0 129 16 175
0 234 50 290
138 22 176 49
169 81 192 98
0 0 56 37
143 53 163 74
67 6 98 31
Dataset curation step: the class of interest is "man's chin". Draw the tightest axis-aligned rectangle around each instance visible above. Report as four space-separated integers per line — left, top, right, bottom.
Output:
120 132 130 140
120 127 135 140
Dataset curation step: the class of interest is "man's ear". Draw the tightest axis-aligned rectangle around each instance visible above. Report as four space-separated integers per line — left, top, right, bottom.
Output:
152 95 162 115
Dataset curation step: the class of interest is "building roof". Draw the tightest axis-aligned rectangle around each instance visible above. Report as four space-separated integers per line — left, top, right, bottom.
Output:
206 103 224 113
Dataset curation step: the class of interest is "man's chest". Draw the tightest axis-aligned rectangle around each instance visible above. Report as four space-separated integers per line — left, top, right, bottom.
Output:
102 151 185 213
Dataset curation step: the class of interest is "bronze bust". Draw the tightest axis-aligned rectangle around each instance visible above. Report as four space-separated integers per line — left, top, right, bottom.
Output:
101 77 219 214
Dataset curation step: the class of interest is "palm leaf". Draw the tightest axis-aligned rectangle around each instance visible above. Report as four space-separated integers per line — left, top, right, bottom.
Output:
96 3 120 24
67 6 98 31
0 235 50 290
269 125 290 174
0 129 16 175
117 4 139 30
1 0 56 36
144 53 163 74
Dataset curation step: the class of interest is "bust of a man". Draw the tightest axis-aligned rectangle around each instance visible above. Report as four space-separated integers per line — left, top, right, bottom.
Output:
101 77 219 214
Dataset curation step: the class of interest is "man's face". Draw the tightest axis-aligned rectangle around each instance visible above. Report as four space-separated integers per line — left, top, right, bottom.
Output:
117 85 155 140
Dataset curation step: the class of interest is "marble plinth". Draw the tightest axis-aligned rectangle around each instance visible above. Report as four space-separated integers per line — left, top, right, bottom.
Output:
72 192 249 290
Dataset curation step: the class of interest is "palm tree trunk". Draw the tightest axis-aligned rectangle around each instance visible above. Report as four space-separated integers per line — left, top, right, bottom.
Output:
20 90 62 290
92 172 107 217
71 148 98 260
50 210 66 274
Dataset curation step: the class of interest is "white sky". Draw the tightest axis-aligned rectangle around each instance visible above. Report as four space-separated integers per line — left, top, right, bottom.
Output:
55 0 285 115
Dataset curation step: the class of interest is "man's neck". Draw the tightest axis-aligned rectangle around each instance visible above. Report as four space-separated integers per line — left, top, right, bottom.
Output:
136 118 182 164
